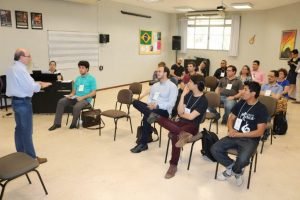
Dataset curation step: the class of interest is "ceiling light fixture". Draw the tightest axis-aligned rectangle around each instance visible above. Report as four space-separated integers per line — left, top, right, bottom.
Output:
140 0 161 3
231 2 253 9
216 0 226 11
174 7 195 12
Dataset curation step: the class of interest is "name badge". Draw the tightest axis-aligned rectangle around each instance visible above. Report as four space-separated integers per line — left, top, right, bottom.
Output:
78 85 84 92
265 90 271 96
226 84 233 90
220 72 225 77
234 118 242 130
153 92 160 101
184 107 191 114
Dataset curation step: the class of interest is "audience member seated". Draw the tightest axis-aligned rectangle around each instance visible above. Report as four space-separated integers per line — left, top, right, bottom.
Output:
251 60 265 85
214 60 227 80
287 49 299 99
211 81 268 186
146 74 208 179
277 68 290 99
260 70 283 100
295 63 300 103
48 60 63 80
48 60 97 131
149 61 166 86
238 65 252 83
130 66 178 153
215 65 243 124
171 58 184 84
198 60 208 77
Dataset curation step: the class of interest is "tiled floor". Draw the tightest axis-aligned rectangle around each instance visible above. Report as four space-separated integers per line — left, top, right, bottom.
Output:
0 83 299 200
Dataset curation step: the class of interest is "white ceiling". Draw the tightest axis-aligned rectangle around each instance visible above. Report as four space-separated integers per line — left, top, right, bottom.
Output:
54 0 300 13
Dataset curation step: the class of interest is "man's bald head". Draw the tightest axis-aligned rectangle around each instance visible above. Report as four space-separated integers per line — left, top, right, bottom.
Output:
14 48 31 65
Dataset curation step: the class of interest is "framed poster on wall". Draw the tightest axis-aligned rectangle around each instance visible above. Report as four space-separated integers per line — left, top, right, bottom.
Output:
15 10 28 29
31 12 43 29
139 30 161 55
279 30 297 59
0 9 12 27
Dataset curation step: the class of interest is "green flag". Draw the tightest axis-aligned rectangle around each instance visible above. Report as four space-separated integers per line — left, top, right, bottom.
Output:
140 30 152 45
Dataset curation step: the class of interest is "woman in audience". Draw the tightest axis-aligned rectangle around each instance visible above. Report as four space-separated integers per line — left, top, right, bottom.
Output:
287 49 299 99
48 60 63 80
146 74 208 179
238 65 252 83
277 68 290 98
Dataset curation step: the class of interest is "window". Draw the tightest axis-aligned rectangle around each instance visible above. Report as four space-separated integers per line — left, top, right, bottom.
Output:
187 17 232 50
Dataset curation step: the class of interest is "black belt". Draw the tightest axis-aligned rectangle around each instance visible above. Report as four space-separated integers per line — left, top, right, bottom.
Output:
12 96 31 100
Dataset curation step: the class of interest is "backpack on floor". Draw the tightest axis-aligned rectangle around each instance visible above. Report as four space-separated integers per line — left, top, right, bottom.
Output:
201 128 219 162
136 122 159 144
273 111 288 135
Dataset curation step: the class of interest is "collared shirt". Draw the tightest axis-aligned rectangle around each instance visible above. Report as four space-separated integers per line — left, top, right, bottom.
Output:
261 83 283 94
6 61 41 97
251 69 265 84
74 73 97 103
148 79 178 115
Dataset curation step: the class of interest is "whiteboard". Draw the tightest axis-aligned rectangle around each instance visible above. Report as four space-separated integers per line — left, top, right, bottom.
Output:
48 30 99 69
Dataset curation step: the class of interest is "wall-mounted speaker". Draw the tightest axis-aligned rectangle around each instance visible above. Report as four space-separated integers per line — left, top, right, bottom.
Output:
99 34 110 43
172 36 181 50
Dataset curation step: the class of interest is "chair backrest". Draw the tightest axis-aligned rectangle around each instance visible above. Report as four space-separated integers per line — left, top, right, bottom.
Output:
91 95 96 108
129 82 142 95
258 95 277 117
0 75 6 94
205 92 220 108
204 76 218 91
117 89 133 105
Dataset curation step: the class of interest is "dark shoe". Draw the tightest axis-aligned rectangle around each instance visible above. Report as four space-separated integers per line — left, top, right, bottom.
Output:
221 120 227 125
147 113 160 124
292 101 300 104
69 124 77 129
164 164 177 179
36 157 47 164
48 124 61 131
130 144 148 153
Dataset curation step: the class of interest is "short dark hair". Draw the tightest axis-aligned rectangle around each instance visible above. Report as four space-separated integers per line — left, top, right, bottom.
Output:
278 68 288 77
244 81 261 98
158 61 166 67
158 66 170 77
188 61 199 72
253 60 260 66
14 50 25 61
270 70 279 78
190 74 205 92
292 49 298 54
49 60 56 66
227 65 237 73
78 60 90 69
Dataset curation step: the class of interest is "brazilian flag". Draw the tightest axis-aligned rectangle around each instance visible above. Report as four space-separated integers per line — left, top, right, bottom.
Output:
140 30 152 45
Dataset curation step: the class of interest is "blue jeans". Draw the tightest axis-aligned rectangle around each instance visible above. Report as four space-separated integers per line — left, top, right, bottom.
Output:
211 136 258 174
220 95 237 123
12 98 36 158
133 100 169 145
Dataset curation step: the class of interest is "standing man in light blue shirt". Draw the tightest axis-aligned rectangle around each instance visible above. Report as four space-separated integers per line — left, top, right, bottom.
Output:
131 65 178 153
49 61 97 131
6 48 51 164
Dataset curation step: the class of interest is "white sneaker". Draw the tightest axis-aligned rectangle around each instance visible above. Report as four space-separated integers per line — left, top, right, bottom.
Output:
235 174 244 186
217 169 232 181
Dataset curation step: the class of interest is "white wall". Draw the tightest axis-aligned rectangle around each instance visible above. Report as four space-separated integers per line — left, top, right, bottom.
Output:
179 2 300 75
0 0 175 88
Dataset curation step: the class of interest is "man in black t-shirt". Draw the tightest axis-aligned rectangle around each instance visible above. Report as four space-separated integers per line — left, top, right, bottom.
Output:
171 58 185 84
214 59 227 80
211 81 268 186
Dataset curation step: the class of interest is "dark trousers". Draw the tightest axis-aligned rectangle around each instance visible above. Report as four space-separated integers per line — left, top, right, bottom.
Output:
132 100 169 145
156 117 198 166
211 137 259 174
54 97 89 126
12 98 36 158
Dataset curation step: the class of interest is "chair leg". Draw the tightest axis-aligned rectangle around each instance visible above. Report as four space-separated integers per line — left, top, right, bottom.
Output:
4 97 8 111
164 138 171 163
159 126 162 148
187 141 196 170
33 169 48 195
0 180 11 200
214 162 219 179
260 140 265 154
25 174 32 184
216 120 219 134
66 113 69 125
254 152 258 173
209 119 212 131
247 155 254 189
113 118 118 141
128 117 133 133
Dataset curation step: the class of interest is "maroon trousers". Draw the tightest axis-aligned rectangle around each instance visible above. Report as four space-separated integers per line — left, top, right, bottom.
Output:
156 117 198 165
